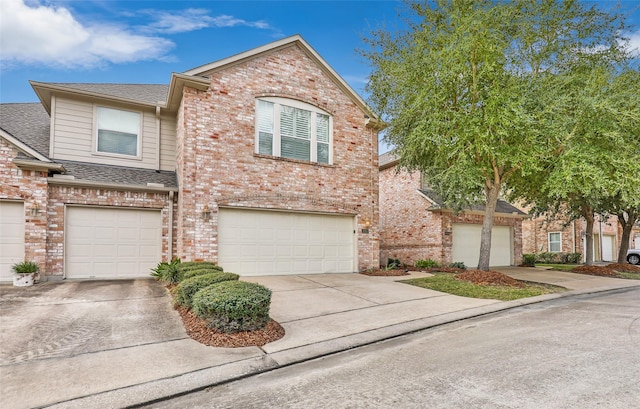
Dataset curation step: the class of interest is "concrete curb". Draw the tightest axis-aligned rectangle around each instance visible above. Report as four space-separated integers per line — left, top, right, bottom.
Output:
45 283 640 408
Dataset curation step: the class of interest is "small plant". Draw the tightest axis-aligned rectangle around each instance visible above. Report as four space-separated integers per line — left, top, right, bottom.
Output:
415 259 440 268
536 252 558 264
448 261 467 270
150 258 182 284
11 261 40 275
386 258 401 270
192 281 272 333
174 272 239 307
561 252 581 264
522 254 536 267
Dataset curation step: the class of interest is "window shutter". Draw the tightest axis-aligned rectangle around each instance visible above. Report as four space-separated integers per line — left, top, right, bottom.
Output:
316 113 330 164
257 100 274 155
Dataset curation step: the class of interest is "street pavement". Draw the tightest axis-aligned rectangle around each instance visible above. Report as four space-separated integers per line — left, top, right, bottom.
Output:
0 267 638 408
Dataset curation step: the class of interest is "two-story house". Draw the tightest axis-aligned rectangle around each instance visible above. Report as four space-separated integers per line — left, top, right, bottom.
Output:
379 152 526 268
0 35 383 282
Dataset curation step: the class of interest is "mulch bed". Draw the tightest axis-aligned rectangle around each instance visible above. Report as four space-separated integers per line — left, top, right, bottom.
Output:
455 270 525 287
606 263 640 273
175 305 285 348
360 266 466 276
571 265 619 277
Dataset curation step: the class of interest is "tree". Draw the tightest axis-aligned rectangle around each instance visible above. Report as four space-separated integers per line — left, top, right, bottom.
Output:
510 66 640 265
363 0 627 270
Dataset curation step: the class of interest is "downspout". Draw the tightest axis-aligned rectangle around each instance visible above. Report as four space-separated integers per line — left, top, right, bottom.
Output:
168 191 174 260
156 106 161 170
572 219 576 253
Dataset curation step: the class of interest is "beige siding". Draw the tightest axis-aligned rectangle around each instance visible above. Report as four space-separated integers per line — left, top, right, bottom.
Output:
51 97 161 170
159 115 176 171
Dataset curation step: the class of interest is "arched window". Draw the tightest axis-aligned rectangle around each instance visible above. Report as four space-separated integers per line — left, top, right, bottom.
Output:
256 97 332 164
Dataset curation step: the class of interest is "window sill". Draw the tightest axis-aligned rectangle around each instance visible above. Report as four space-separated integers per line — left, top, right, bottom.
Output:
92 151 142 161
254 153 336 168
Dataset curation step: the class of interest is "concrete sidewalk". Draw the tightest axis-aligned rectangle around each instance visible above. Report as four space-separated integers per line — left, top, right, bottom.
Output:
2 268 638 409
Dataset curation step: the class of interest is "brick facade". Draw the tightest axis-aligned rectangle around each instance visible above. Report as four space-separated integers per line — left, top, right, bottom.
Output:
175 44 380 270
521 213 628 261
1 38 380 280
0 139 49 274
379 165 523 267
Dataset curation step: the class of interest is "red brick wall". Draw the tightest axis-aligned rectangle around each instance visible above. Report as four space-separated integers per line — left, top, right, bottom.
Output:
175 44 379 270
379 165 522 267
0 139 49 274
379 167 443 265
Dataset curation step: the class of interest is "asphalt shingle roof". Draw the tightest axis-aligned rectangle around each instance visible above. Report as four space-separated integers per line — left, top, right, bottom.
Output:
0 103 51 158
418 189 526 215
55 160 177 188
47 83 169 105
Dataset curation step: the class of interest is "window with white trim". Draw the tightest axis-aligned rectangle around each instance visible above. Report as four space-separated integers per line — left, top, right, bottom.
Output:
256 98 332 164
548 232 562 252
96 107 140 157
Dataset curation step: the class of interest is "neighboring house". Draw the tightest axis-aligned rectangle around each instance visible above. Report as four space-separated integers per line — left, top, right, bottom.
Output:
521 213 638 262
0 35 383 282
379 152 526 268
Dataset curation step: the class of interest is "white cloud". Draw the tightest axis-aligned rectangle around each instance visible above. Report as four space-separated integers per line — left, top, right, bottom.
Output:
623 29 640 57
143 8 272 34
0 0 174 69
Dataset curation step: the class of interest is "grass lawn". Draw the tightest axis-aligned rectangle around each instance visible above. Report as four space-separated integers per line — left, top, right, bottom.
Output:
612 271 640 280
401 273 566 301
536 264 580 271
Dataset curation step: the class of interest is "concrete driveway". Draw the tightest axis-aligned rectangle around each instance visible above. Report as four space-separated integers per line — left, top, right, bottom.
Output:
2 269 638 409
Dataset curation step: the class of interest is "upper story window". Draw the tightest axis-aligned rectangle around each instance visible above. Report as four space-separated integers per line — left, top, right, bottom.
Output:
549 232 562 252
96 107 140 157
256 98 332 164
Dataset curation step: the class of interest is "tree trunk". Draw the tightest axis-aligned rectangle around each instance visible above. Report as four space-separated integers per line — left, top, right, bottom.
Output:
617 211 638 263
583 210 595 266
478 183 501 271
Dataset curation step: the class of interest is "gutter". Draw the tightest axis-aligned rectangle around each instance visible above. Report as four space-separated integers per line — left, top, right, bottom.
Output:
47 177 178 193
13 158 65 172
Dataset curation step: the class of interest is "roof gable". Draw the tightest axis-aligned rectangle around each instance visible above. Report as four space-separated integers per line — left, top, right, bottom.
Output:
0 103 51 160
183 35 381 124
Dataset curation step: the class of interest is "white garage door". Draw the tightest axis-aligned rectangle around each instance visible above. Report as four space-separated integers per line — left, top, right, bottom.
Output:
218 208 355 276
601 235 615 262
452 224 513 268
0 201 25 281
66 206 162 279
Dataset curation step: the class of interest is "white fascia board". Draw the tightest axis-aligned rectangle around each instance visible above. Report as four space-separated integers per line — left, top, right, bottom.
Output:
0 130 51 162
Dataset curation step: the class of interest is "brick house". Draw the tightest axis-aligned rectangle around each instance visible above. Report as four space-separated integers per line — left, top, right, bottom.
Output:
521 213 640 262
0 35 383 281
379 152 526 268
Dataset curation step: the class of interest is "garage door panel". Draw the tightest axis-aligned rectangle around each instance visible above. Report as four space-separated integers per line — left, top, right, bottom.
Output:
0 202 25 281
218 208 355 276
452 224 513 268
66 207 161 279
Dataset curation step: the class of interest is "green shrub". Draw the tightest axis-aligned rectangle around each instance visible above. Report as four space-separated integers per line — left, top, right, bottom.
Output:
386 258 401 269
192 281 272 333
174 272 239 307
448 261 467 270
561 252 582 264
150 258 181 283
415 259 440 268
11 261 40 274
536 252 558 264
179 264 224 274
522 254 536 267
183 268 227 280
178 261 221 271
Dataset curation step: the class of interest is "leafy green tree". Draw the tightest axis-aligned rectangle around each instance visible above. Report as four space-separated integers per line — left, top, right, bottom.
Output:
363 0 628 270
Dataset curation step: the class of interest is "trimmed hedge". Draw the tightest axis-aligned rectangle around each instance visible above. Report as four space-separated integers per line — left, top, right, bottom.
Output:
183 268 227 280
192 281 272 333
178 262 223 273
174 272 239 307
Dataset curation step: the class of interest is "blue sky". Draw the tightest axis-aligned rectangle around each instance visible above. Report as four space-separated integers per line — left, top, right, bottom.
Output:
1 0 639 152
